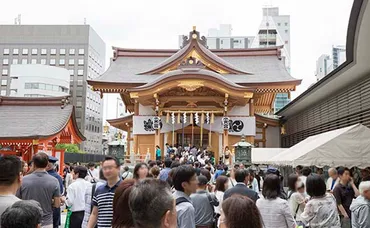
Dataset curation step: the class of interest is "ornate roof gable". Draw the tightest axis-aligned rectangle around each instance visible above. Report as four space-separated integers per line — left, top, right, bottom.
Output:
139 27 251 75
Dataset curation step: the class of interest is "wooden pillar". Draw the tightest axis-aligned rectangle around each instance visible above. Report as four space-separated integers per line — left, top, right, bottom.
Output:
126 126 131 155
249 98 255 116
154 130 160 160
223 94 229 157
262 126 266 148
133 100 139 153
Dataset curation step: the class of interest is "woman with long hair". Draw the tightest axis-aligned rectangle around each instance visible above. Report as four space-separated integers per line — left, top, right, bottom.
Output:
133 163 149 181
21 161 28 175
257 174 296 228
220 194 263 228
300 175 340 228
214 175 229 226
112 179 135 228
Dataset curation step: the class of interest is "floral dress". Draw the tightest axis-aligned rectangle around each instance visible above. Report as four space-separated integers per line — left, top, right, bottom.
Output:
300 194 341 228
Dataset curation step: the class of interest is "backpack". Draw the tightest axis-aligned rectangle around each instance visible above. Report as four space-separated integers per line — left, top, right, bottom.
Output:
176 197 190 205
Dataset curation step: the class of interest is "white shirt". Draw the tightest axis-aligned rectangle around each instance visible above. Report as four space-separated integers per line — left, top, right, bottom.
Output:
214 191 224 214
326 177 339 191
251 178 259 193
288 192 306 221
66 178 92 212
86 168 99 182
299 176 307 188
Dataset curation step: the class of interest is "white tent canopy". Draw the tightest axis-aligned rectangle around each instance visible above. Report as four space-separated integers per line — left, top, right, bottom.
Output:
267 124 370 168
251 148 286 164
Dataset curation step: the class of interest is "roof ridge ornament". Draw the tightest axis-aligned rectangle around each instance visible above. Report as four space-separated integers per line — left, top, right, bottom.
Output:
181 26 208 48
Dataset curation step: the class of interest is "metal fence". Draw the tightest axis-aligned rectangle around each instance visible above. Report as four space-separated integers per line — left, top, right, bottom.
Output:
64 153 107 163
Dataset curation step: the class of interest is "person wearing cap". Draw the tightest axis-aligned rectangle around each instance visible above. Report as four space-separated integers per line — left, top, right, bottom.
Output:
190 175 219 228
17 152 61 228
46 155 64 228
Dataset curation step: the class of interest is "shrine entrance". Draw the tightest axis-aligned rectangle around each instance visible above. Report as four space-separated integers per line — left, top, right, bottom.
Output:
176 125 210 148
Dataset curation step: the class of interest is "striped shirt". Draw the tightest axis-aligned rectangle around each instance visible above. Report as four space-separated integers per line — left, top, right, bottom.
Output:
92 180 121 228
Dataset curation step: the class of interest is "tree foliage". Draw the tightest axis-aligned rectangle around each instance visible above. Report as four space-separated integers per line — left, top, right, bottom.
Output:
55 144 84 153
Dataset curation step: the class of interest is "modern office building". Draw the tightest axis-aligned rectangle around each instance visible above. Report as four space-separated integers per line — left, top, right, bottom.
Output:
178 24 254 49
332 45 346 69
251 7 291 113
251 6 291 70
9 64 69 97
315 54 334 81
0 25 106 153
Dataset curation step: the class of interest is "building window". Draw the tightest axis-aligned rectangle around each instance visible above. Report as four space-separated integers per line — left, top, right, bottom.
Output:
77 80 83 86
31 49 38 55
278 23 281 26
77 69 84 76
12 59 18 65
2 69 8 75
285 29 288 33
285 22 288 26
21 59 27 64
1 80 7 86
51 49 56 55
0 90 6 96
41 49 47 55
69 69 74 76
69 59 75 65
50 59 56 65
59 59 65 65
60 49 66 55
13 49 19 55
41 59 46 65
78 59 84 65
2 59 9 65
69 49 75 55
78 49 84 55
31 59 37 64
22 49 28 55
3 49 9 55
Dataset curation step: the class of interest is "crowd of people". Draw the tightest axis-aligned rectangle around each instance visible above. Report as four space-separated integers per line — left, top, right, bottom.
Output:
0 148 370 228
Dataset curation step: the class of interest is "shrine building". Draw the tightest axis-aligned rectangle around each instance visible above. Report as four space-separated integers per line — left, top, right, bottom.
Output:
88 28 301 161
0 96 85 173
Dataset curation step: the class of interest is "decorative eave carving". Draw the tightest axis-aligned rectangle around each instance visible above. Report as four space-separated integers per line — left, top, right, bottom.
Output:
178 56 205 70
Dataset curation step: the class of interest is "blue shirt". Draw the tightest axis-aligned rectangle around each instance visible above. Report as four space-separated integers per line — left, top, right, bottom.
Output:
92 180 121 228
48 170 64 194
214 170 223 180
156 148 161 157
159 168 171 181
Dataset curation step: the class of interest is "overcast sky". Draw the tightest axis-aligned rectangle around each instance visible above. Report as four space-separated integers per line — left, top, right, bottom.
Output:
1 0 353 111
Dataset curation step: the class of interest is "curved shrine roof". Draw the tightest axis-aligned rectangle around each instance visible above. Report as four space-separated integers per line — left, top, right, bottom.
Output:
89 29 301 88
0 96 85 141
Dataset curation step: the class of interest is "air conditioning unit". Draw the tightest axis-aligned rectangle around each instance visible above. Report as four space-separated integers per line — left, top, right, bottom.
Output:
221 117 230 130
153 116 161 130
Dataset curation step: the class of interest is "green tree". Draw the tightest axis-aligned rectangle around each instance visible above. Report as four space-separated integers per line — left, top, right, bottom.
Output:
55 144 84 153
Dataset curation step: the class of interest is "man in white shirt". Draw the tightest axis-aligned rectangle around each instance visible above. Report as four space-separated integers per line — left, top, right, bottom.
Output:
86 163 99 183
326 167 339 192
66 166 91 228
